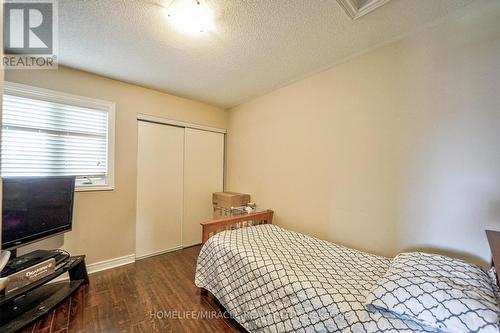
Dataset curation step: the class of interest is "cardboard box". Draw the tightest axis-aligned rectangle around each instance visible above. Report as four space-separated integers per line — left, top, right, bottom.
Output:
212 192 251 209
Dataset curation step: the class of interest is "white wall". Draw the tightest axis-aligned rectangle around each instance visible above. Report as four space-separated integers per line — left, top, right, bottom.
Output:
226 0 500 265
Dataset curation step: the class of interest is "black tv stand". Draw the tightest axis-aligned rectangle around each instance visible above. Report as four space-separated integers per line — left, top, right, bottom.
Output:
0 255 88 333
1 249 63 277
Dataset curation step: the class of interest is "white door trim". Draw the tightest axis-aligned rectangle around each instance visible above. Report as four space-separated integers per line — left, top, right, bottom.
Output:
137 113 227 134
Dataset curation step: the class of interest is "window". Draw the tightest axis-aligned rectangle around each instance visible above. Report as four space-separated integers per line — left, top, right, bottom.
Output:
1 82 115 191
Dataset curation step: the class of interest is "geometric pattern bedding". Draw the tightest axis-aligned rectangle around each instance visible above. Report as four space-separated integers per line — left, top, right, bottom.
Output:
365 252 500 333
195 224 439 332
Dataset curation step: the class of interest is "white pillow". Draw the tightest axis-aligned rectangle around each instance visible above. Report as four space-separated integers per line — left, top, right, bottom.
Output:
365 252 500 333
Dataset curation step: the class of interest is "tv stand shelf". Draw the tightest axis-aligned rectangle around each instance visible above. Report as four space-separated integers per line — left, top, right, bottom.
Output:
0 255 88 333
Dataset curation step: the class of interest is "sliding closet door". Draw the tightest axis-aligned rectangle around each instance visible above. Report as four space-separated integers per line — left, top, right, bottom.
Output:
136 121 184 258
183 128 224 246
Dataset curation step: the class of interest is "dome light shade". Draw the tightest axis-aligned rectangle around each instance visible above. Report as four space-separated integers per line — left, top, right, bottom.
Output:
165 0 214 36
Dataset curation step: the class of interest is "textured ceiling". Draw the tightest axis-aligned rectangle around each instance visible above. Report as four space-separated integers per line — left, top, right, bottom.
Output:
57 0 475 108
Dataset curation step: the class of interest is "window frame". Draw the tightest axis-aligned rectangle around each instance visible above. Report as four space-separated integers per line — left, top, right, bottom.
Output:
3 81 116 192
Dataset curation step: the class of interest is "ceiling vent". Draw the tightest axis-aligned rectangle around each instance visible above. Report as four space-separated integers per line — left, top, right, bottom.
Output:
336 0 392 19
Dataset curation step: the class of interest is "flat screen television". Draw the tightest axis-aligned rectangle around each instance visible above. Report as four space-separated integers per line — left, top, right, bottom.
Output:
2 176 75 250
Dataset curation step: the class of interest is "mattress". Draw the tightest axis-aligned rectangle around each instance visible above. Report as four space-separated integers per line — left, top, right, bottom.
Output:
195 224 437 333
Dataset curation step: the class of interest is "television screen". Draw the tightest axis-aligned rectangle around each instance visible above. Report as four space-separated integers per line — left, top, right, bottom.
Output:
2 176 75 250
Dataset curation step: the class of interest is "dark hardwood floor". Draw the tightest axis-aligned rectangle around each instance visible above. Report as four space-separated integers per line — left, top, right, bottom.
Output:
19 246 243 333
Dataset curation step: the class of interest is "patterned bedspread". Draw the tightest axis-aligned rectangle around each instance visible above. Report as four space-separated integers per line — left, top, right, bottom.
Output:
195 224 437 333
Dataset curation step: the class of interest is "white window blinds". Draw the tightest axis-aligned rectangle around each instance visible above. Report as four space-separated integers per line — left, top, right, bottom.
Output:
1 83 115 190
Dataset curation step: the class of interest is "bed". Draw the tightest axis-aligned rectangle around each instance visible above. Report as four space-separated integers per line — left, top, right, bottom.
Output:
195 211 500 333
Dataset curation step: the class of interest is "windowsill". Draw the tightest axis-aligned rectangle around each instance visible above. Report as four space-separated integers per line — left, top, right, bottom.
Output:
75 185 114 192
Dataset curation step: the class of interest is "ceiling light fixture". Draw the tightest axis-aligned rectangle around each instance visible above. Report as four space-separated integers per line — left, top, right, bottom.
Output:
164 0 214 36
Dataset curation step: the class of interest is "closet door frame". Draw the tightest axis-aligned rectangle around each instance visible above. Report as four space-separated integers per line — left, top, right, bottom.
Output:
183 128 225 247
136 121 185 259
137 113 227 190
137 114 227 135
136 114 226 253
